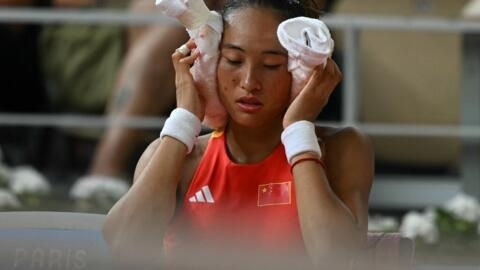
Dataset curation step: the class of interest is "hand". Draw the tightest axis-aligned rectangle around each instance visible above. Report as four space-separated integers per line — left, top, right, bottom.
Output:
283 58 342 128
172 39 205 120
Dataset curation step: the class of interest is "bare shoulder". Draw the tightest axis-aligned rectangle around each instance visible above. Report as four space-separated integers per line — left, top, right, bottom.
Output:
314 125 374 186
316 126 372 153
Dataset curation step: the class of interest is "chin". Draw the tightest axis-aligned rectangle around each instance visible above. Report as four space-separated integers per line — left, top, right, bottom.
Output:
232 116 275 129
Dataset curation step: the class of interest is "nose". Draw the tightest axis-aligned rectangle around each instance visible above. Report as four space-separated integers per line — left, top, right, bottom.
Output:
240 64 261 92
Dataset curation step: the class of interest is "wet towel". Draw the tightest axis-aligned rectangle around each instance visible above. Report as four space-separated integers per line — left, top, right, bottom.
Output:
277 16 334 101
156 0 227 129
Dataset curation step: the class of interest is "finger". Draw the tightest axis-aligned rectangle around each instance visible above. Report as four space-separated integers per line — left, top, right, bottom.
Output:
332 59 342 78
320 58 334 77
325 58 342 84
327 58 338 75
315 58 339 86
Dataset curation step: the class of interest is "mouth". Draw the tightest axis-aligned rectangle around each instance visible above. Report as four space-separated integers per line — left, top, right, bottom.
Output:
236 96 263 113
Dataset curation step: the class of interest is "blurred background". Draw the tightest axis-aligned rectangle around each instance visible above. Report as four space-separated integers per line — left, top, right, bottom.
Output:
0 0 479 268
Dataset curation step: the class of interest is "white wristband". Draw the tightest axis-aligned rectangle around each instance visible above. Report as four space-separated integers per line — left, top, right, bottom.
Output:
281 120 322 164
160 108 202 154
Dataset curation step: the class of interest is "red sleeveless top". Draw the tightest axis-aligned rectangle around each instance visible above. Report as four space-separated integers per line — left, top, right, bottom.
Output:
163 131 310 269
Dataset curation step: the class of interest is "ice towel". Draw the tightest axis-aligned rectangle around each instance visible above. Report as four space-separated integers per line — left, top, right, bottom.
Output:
277 16 334 101
156 0 227 129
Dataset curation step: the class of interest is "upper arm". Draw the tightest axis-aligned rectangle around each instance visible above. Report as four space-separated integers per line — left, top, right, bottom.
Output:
323 127 374 231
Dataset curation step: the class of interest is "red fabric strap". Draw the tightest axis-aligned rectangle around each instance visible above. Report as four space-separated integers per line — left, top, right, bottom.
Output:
290 157 326 173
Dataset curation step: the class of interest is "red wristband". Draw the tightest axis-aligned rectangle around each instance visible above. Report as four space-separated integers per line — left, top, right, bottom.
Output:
290 157 326 174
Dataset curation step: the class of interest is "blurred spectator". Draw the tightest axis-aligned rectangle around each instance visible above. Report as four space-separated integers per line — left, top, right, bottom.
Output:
36 0 130 183
39 0 128 117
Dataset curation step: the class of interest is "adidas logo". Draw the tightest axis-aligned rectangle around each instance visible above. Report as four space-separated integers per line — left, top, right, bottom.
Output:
188 186 214 203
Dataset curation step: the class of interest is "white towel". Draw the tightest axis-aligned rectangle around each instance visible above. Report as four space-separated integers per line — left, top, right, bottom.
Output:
156 0 227 129
277 16 334 101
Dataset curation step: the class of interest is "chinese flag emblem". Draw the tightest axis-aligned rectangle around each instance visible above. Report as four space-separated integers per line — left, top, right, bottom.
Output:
257 181 291 207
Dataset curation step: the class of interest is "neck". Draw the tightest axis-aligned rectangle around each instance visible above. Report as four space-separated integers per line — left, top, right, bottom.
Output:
224 121 283 164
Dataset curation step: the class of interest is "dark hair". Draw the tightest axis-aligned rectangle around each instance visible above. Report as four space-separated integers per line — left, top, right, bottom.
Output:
221 0 321 21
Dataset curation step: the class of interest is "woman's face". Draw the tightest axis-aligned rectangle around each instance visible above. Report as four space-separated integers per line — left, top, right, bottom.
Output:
217 7 292 128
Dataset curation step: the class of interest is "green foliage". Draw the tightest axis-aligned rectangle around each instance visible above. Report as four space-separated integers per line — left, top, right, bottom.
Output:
433 208 480 255
436 208 478 240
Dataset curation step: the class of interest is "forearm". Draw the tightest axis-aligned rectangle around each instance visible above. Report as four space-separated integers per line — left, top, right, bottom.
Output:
292 156 365 269
102 137 187 262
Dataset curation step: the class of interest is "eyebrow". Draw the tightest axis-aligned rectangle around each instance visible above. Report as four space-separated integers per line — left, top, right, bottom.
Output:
222 43 288 56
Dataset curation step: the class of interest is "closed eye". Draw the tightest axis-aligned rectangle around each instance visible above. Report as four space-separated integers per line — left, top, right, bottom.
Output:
264 64 282 70
226 58 242 66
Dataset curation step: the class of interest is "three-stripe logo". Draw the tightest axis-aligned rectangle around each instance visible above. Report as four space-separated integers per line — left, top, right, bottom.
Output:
189 186 214 203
